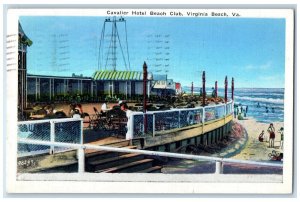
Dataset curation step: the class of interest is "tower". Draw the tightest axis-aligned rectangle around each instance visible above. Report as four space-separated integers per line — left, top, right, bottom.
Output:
98 16 130 71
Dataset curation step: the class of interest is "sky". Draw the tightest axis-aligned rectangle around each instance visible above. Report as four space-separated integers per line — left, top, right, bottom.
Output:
19 16 286 88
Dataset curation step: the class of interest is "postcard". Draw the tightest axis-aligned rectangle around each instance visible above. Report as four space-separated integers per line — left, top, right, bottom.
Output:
5 7 294 194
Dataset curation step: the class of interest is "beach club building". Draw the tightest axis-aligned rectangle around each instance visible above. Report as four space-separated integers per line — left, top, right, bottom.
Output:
18 22 179 106
25 70 180 103
150 74 177 96
92 70 153 98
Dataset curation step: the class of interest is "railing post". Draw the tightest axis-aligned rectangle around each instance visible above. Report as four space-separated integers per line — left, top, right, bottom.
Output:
143 114 145 136
80 119 83 144
50 120 55 155
224 104 226 124
77 146 85 173
178 110 181 128
153 114 155 137
215 160 223 174
202 107 205 124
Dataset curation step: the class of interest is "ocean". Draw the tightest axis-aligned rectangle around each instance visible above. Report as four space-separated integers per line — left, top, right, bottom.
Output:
182 87 284 123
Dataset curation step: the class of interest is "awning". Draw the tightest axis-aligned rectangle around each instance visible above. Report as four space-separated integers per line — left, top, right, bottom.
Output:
92 70 153 81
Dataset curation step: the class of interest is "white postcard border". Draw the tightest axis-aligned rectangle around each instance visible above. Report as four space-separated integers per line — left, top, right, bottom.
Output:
5 8 294 194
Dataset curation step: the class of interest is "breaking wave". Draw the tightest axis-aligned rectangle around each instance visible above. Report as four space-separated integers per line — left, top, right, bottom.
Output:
234 96 284 104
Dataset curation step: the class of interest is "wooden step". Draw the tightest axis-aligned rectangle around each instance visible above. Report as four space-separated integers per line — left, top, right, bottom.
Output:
136 166 162 173
98 159 154 173
105 140 131 148
88 153 144 171
85 139 131 154
85 146 137 163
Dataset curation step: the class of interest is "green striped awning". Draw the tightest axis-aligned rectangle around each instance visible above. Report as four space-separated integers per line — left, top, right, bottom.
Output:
93 70 151 81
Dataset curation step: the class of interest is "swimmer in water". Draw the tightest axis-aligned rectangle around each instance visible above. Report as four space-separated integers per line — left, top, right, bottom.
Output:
266 106 269 113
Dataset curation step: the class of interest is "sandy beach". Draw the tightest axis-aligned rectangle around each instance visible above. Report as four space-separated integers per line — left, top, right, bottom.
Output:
232 117 284 161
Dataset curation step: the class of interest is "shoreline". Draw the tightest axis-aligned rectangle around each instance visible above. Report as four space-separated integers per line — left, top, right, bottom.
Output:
232 116 283 161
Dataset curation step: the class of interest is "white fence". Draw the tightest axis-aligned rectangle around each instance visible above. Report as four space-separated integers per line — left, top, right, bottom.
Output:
17 102 233 155
126 101 233 139
17 118 83 157
17 138 283 174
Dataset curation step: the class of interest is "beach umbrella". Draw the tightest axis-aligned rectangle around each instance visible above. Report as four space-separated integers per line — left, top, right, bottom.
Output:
225 76 228 103
202 71 206 106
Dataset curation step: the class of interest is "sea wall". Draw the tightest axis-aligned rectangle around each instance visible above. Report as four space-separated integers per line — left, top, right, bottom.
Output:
135 114 233 151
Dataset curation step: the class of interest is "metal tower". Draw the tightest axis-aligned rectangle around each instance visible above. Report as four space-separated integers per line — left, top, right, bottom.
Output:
98 16 131 71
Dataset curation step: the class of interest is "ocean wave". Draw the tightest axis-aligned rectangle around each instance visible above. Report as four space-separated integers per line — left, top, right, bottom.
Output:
234 88 284 92
235 92 284 97
235 96 284 104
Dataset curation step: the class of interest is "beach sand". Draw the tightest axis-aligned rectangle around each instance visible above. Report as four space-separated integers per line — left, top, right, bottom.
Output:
232 117 283 161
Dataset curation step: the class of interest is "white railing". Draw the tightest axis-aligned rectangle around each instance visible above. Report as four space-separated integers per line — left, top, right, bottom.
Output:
126 101 234 139
17 118 83 157
17 138 282 174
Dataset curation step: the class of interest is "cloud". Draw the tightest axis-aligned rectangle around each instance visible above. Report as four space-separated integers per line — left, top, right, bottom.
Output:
244 61 272 71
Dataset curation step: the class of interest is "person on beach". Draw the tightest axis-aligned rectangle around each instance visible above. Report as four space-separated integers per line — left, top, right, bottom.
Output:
258 130 265 142
278 127 284 149
211 87 216 98
241 105 247 117
234 107 237 118
267 123 276 148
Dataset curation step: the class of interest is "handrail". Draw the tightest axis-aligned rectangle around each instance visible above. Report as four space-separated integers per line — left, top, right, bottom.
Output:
127 101 233 139
18 138 283 174
18 117 82 125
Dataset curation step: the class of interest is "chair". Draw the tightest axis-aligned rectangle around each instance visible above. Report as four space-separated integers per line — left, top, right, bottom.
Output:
93 107 101 118
82 112 92 129
90 108 109 130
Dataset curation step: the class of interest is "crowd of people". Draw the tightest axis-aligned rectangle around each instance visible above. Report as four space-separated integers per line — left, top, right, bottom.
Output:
258 123 284 149
234 104 248 118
